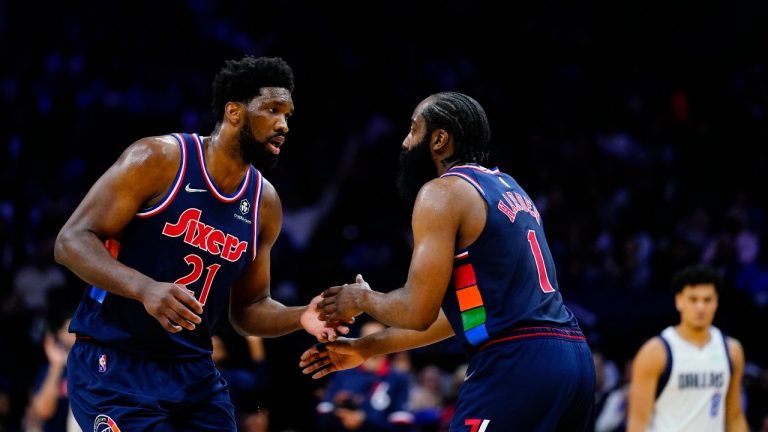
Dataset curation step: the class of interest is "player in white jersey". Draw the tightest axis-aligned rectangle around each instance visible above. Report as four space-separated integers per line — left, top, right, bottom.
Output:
627 265 748 432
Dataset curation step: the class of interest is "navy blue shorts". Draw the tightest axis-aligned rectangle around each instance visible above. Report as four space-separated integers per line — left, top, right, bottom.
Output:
450 326 595 432
67 339 236 431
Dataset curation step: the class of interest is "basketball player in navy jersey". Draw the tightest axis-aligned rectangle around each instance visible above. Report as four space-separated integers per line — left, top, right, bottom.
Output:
627 265 748 432
54 56 347 431
301 92 596 431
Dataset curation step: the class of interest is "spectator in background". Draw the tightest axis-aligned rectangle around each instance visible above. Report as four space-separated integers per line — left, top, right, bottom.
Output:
408 365 446 430
592 348 621 419
316 319 414 432
239 406 271 432
211 322 270 422
12 237 66 314
23 309 77 432
435 363 468 432
595 358 633 432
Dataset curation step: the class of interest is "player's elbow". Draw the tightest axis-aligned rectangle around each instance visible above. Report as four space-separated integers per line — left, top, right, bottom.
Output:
228 309 250 337
409 318 432 331
407 309 439 331
53 229 74 266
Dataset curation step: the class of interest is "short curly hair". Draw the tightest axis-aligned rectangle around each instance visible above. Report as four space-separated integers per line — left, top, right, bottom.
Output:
671 264 722 294
211 56 294 119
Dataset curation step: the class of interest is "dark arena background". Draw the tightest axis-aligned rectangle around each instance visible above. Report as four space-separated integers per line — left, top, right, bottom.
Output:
1 1 767 431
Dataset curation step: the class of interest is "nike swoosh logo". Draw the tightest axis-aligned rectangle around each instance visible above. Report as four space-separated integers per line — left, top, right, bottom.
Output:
185 183 207 193
464 370 476 382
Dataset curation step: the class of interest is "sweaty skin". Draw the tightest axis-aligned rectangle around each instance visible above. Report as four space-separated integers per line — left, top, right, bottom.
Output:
316 97 487 331
300 309 454 379
303 96 488 373
55 87 345 340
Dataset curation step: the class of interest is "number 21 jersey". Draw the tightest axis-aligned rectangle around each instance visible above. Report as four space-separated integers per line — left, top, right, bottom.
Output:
69 133 263 359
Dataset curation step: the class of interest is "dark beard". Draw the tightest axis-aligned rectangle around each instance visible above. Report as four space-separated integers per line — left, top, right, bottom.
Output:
239 119 279 171
396 134 436 202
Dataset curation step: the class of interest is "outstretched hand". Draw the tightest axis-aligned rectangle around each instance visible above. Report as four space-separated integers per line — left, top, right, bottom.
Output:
299 338 367 379
317 274 371 324
301 294 353 342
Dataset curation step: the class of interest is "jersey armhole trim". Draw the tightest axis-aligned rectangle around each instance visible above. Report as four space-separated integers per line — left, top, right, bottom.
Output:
720 330 734 374
656 335 673 400
136 133 187 218
251 169 263 260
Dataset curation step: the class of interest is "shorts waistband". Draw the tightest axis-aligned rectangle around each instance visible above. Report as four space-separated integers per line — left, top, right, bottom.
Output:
74 335 211 362
478 326 586 352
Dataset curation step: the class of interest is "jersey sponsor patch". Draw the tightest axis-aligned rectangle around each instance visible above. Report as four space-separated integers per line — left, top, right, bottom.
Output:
239 198 250 214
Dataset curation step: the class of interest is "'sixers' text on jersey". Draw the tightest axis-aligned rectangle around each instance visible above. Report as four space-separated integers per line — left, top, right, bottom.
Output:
69 133 263 359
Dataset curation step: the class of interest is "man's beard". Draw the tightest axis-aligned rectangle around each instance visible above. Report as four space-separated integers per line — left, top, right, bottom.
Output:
239 119 279 171
396 134 436 202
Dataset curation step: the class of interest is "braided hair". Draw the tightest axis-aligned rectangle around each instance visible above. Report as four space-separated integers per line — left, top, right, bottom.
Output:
420 92 491 165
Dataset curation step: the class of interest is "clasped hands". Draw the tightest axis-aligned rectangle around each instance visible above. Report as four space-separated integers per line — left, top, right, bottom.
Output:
298 274 373 378
317 273 371 324
303 274 370 343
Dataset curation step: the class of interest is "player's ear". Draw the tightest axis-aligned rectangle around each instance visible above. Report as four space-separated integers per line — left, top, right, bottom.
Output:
432 129 448 150
224 102 243 126
674 293 683 312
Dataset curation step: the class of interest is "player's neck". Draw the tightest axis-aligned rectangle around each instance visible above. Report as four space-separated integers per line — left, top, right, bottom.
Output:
437 157 462 176
674 324 711 348
202 134 250 194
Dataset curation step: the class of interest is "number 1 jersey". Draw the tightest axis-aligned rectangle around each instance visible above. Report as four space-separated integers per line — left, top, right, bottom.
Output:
439 164 578 357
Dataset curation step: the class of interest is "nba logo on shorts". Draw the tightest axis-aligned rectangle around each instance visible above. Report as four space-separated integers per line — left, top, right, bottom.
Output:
94 414 121 432
98 354 107 373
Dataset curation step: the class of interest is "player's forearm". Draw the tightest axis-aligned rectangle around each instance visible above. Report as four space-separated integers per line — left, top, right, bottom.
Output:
54 229 152 301
360 288 439 330
231 297 303 337
357 314 453 358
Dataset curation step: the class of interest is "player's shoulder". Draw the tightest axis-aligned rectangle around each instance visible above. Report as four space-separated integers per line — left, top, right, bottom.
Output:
256 175 281 218
634 336 669 370
258 175 278 202
712 326 744 358
120 134 182 169
725 335 745 362
418 174 476 204
131 134 182 157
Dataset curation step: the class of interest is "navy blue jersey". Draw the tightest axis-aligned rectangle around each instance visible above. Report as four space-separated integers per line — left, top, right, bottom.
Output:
439 164 577 355
69 133 263 359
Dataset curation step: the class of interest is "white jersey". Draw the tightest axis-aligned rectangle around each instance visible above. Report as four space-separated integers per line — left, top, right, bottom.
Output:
648 326 731 432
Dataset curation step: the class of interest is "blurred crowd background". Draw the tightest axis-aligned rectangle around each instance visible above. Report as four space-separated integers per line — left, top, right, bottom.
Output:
1 1 768 431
